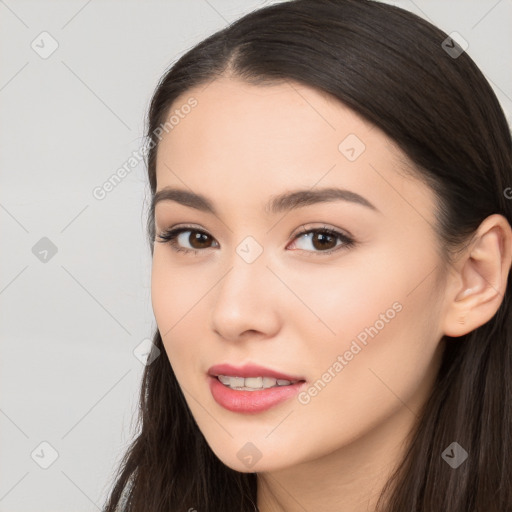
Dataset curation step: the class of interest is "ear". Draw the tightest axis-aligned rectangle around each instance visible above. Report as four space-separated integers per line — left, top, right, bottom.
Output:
442 214 512 337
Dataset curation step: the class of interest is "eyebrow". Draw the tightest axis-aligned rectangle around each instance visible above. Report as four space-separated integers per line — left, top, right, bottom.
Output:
151 186 378 216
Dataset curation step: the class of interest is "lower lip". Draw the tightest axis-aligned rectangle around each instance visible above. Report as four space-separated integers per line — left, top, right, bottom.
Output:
208 376 306 414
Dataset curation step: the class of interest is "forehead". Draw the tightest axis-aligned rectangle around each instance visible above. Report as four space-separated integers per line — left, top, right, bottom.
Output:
154 77 437 226
157 77 379 166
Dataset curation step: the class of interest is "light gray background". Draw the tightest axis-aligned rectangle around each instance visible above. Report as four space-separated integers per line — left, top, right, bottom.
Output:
1 1 511 510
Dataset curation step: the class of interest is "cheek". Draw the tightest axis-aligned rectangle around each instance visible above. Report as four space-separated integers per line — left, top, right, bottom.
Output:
150 249 215 369
289 235 440 372
151 252 176 333
151 252 186 352
293 248 444 430
276 251 407 349
151 250 203 329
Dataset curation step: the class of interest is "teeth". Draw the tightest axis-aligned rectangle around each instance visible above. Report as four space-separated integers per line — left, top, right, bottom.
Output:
217 375 296 390
245 377 263 388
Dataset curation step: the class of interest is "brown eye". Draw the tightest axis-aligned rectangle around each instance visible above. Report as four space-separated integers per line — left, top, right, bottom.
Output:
310 231 337 251
187 231 213 249
156 225 355 257
156 228 219 254
289 227 355 255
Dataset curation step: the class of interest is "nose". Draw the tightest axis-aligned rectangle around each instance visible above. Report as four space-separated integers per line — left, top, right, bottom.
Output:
210 247 281 343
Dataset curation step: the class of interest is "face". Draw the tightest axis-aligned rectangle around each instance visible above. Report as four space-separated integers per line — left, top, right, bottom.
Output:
151 77 448 473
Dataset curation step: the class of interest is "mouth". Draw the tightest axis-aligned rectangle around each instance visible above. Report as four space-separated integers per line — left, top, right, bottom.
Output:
207 363 307 413
215 374 302 391
208 362 305 382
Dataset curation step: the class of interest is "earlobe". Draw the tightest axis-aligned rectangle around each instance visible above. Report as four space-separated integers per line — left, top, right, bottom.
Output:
442 214 512 337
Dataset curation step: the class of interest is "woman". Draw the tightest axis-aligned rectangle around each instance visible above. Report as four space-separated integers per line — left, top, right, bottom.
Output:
103 0 512 510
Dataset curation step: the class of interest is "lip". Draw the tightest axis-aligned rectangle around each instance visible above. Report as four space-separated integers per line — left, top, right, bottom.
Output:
208 376 307 414
207 363 307 414
207 363 305 382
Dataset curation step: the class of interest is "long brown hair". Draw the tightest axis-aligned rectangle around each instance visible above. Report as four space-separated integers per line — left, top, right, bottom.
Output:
102 0 512 510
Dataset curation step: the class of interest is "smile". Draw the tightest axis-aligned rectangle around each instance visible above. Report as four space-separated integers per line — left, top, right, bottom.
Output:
217 375 299 390
208 375 307 413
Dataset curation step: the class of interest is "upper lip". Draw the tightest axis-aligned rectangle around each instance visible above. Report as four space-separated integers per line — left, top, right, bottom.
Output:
208 363 305 382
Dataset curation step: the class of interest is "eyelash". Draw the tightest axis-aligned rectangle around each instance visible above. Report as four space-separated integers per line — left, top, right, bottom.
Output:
155 224 355 257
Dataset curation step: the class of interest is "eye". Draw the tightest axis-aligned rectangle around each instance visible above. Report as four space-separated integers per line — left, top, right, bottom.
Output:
288 224 355 256
155 224 355 256
155 226 218 256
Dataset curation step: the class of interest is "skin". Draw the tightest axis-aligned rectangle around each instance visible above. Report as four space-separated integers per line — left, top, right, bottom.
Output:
150 76 512 512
